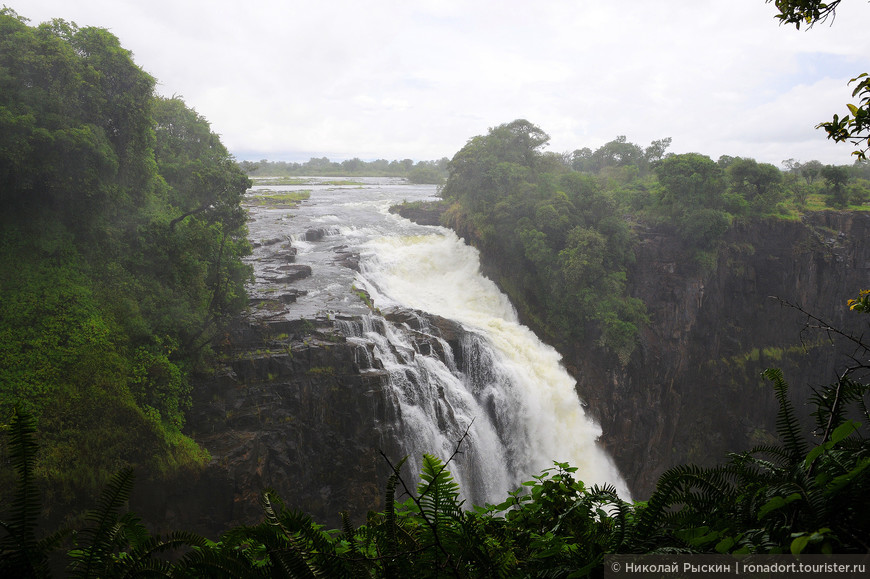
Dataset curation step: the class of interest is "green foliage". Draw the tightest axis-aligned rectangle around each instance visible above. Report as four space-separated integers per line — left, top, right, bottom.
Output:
847 289 870 312
408 165 446 184
571 136 671 176
441 121 868 366
726 157 784 213
0 11 156 240
0 11 247 507
655 153 726 213
821 164 852 208
440 120 648 363
247 189 311 206
441 119 550 213
438 117 867 369
766 0 842 28
677 208 731 250
0 409 67 578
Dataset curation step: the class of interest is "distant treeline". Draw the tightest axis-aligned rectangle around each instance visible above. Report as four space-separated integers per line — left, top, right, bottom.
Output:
240 157 450 184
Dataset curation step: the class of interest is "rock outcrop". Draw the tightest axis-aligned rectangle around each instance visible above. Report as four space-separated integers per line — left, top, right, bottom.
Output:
141 305 475 538
389 201 449 226
136 315 396 537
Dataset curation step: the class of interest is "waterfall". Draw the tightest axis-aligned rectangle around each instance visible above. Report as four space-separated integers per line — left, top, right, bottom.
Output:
247 179 629 505
348 230 630 503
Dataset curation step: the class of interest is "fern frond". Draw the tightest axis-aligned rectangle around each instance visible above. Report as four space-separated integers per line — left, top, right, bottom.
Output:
417 453 463 522
0 408 62 578
67 467 136 579
254 490 356 578
764 368 807 461
738 443 796 468
583 484 632 551
108 531 208 577
177 542 263 579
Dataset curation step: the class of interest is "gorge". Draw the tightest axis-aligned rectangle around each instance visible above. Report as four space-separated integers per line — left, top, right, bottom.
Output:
164 178 628 534
151 178 870 538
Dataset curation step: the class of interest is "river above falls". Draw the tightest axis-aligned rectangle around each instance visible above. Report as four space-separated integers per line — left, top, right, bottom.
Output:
246 177 440 319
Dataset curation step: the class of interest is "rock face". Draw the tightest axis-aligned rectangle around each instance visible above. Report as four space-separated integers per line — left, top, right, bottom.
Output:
469 212 870 498
168 317 398 536
389 202 448 226
139 306 475 538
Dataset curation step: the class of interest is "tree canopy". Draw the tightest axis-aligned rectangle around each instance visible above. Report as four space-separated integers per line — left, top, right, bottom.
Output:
432 118 869 365
0 9 251 502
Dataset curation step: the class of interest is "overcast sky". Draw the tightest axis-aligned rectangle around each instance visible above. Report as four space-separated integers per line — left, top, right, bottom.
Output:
15 0 870 166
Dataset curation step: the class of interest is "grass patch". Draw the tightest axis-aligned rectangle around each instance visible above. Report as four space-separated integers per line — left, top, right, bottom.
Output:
761 194 870 221
321 179 363 186
352 285 376 310
247 190 312 207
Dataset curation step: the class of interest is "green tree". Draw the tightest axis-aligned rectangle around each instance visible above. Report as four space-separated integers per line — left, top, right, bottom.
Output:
0 11 246 508
588 135 644 173
148 96 252 358
726 157 784 213
644 137 673 164
0 11 156 239
656 153 726 212
654 153 732 257
153 97 249 231
571 146 593 171
821 163 852 207
441 119 550 212
559 226 606 286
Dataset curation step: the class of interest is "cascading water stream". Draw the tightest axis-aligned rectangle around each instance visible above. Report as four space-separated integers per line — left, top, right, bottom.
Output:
354 231 631 502
336 313 516 504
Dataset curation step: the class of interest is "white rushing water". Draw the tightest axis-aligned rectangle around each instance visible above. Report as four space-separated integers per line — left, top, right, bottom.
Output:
357 232 630 501
246 178 629 503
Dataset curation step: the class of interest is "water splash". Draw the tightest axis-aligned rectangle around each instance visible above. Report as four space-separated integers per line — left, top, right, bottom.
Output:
356 231 631 501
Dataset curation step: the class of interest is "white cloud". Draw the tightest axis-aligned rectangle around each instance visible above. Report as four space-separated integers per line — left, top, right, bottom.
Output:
14 0 870 165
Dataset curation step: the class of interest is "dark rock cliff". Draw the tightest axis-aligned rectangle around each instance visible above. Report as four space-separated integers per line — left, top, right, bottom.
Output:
136 305 474 538
467 211 870 498
133 316 397 536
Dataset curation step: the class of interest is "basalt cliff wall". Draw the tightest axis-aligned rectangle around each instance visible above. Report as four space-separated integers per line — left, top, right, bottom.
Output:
135 304 470 538
132 316 396 536
459 211 870 498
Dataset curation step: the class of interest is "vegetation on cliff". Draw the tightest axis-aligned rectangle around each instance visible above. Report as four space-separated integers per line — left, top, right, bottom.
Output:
0 9 250 502
431 117 869 364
